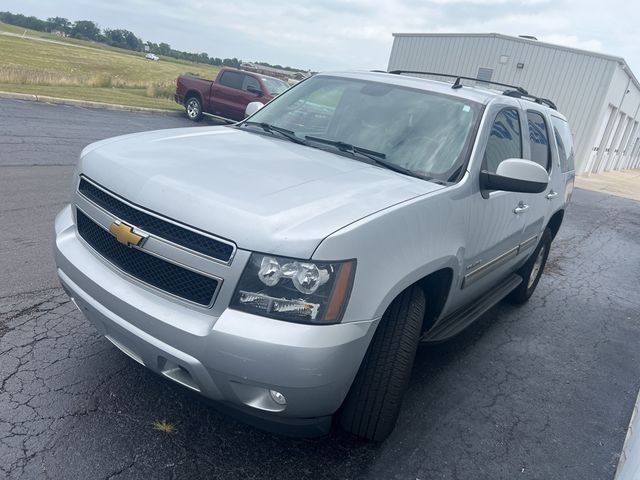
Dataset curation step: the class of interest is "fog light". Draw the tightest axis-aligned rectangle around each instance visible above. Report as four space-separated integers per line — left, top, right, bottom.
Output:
269 389 287 406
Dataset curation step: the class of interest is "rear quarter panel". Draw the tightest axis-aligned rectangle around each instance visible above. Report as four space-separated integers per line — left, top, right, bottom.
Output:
178 76 213 106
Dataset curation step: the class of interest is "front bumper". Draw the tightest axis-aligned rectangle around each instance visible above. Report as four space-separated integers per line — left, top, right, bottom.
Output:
54 205 377 433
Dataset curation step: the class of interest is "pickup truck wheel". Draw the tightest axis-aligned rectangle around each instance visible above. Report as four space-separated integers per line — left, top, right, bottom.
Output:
340 285 425 441
185 96 202 122
507 228 552 305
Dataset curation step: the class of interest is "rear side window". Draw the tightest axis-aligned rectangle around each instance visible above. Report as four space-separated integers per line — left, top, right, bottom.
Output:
551 116 575 172
242 75 261 92
484 108 522 173
219 71 243 90
527 111 551 171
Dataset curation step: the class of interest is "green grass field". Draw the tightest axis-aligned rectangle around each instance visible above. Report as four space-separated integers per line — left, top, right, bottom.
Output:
0 22 220 110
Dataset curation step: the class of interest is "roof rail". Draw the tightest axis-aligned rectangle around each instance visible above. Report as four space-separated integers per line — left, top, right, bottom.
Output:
388 70 529 94
502 90 557 110
386 70 558 110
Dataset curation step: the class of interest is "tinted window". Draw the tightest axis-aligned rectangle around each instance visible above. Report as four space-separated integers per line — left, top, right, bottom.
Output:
219 71 243 89
527 111 551 171
242 75 261 92
551 116 575 172
484 109 522 173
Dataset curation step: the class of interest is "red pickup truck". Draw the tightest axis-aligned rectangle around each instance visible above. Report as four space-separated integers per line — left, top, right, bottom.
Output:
175 67 289 122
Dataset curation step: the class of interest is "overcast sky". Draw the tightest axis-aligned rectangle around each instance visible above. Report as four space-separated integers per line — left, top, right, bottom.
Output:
3 0 639 74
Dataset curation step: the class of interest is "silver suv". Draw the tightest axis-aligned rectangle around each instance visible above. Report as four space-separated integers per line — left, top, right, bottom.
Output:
54 71 575 441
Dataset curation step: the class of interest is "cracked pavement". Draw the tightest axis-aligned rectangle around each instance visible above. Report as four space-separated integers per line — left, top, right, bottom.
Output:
1 99 640 479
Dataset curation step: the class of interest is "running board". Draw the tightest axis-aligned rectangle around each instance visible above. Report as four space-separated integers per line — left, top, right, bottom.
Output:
202 112 237 124
421 274 522 343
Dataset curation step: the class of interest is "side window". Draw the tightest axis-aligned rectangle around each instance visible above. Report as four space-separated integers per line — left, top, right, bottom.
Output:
551 116 575 172
527 111 551 171
242 75 261 93
483 108 522 173
219 71 243 90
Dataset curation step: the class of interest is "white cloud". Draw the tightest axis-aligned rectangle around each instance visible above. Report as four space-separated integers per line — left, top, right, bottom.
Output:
541 34 604 53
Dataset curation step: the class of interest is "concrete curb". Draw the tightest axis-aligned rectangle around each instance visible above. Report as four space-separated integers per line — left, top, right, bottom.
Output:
0 91 182 116
615 388 640 479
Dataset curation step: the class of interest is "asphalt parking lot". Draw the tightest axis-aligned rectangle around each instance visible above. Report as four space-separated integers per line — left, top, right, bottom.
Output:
1 98 640 480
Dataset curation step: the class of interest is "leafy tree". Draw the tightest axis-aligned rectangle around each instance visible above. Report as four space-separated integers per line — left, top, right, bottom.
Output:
222 57 241 68
70 20 101 41
157 42 171 56
124 30 141 51
0 11 47 31
103 29 126 48
104 28 141 51
46 17 71 34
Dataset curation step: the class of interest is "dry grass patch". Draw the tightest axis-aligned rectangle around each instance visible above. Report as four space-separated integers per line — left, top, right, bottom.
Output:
152 419 177 434
0 22 219 109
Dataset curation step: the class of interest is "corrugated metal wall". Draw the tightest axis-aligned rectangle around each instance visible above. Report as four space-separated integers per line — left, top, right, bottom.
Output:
387 34 640 174
588 63 640 172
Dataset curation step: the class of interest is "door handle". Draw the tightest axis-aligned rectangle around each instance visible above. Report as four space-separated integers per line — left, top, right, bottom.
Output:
546 190 558 200
513 202 529 214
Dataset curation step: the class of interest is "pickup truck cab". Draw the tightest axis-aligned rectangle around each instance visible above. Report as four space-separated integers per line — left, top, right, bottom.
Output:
55 71 574 442
175 67 289 122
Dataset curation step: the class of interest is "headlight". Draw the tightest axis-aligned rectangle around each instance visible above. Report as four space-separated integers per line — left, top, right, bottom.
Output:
230 253 356 324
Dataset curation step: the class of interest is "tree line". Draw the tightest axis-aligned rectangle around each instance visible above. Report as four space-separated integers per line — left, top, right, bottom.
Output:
0 11 302 71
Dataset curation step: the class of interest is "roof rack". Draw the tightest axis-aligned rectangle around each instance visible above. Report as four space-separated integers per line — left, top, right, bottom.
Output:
502 89 557 110
378 70 558 110
388 70 529 94
386 70 557 110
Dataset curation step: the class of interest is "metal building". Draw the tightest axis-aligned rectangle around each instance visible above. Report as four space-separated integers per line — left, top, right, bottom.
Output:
387 33 640 174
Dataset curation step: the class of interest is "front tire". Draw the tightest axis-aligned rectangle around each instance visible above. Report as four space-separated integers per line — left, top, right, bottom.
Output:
507 228 552 304
185 96 202 122
340 285 425 441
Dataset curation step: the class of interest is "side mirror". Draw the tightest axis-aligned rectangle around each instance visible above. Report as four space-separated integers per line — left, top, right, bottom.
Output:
247 86 263 97
480 158 548 194
245 101 264 117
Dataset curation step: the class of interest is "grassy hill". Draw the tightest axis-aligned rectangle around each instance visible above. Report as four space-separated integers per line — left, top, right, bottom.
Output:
0 21 220 110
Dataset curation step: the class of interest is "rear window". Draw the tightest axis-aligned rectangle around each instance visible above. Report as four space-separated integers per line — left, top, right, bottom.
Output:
551 116 575 172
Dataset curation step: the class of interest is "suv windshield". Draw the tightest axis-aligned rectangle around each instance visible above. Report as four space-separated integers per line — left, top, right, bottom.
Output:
245 75 481 181
262 77 289 95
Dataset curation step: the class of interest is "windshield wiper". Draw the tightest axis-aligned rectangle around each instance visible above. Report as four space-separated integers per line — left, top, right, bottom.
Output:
304 136 427 179
242 121 307 145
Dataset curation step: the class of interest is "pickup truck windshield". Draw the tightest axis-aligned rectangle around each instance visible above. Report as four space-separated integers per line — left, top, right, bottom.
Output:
245 75 481 181
262 77 289 95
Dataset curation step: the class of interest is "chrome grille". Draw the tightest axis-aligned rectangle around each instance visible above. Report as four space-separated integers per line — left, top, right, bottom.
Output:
78 177 234 263
76 209 219 306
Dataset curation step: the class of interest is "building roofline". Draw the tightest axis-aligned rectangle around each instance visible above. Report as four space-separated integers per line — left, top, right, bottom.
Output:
391 32 640 92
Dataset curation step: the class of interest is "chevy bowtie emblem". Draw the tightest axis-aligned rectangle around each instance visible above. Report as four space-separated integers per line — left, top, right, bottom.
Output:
109 222 145 247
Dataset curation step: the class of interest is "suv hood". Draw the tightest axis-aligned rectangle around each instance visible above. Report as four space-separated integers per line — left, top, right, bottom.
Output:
79 126 443 258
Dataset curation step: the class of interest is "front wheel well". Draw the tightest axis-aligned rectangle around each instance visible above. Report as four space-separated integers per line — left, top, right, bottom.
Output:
415 268 453 334
547 210 564 240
